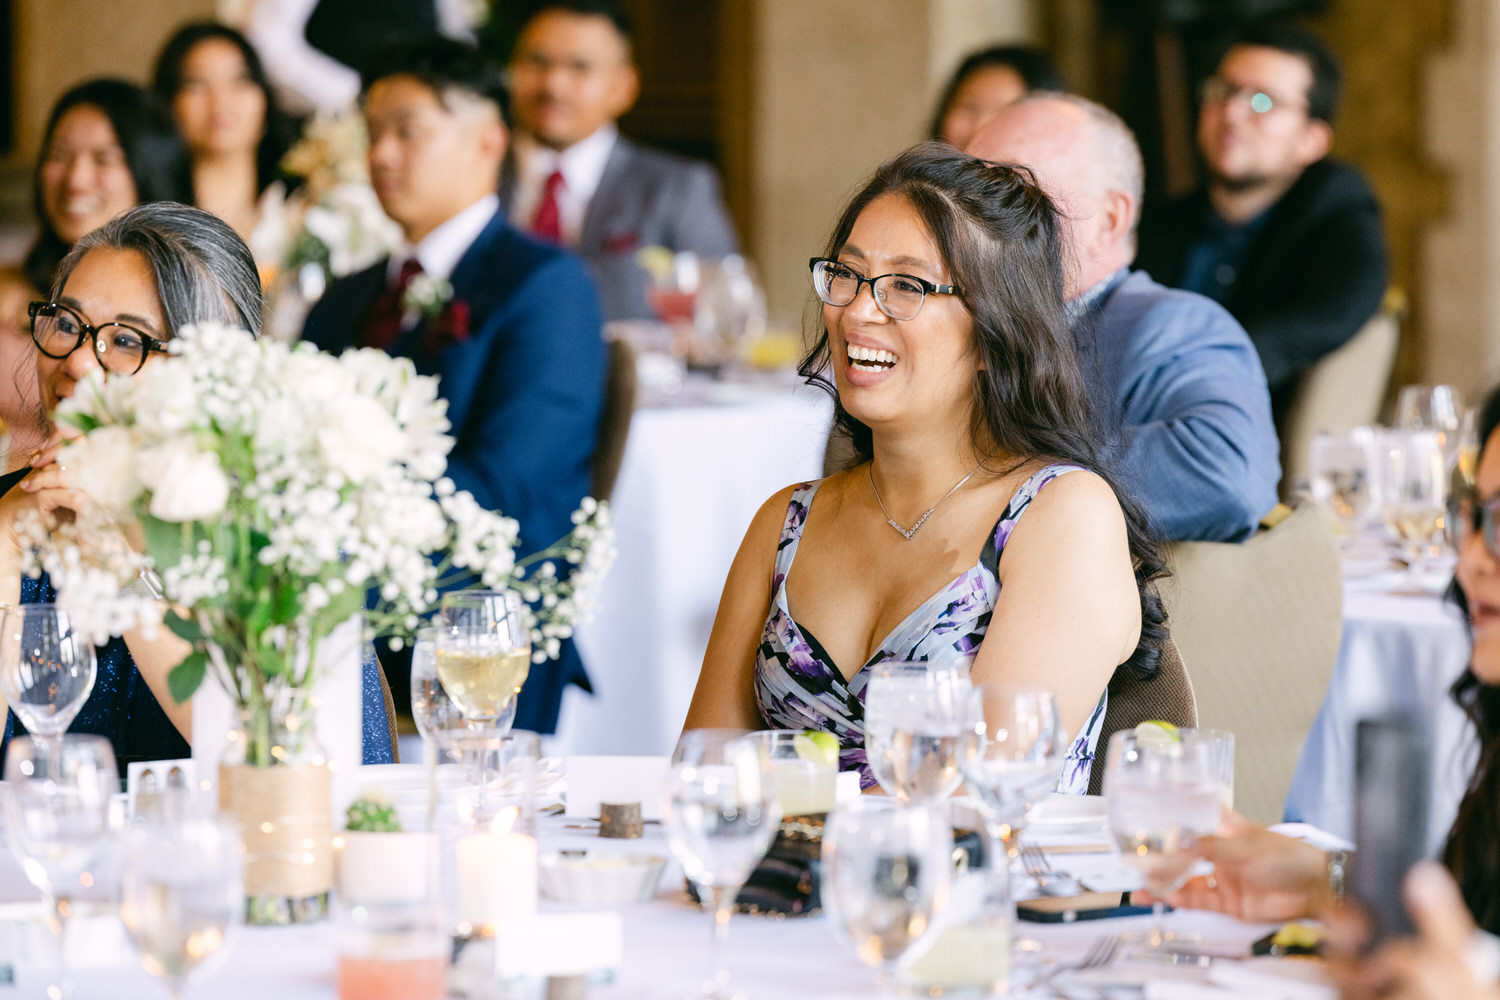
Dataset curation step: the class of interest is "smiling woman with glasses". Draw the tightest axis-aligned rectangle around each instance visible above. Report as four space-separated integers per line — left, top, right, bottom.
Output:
684 143 1169 795
0 203 394 774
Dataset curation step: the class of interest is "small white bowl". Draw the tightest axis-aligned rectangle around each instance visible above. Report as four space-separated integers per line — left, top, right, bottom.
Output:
537 851 667 906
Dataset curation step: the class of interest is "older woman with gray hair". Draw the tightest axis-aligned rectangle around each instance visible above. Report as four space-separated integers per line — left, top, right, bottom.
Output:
0 202 394 770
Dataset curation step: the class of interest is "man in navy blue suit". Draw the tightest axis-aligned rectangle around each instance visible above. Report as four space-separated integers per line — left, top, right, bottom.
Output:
303 38 606 734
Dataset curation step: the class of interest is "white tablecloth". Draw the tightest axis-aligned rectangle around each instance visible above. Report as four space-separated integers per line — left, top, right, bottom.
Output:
1284 574 1472 854
557 381 834 756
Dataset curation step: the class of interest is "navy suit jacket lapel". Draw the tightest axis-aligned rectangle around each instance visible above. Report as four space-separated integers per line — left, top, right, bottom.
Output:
392 209 508 364
322 262 387 353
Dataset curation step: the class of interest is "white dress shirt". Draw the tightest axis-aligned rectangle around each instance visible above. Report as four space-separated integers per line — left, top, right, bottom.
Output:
508 125 619 246
389 192 499 284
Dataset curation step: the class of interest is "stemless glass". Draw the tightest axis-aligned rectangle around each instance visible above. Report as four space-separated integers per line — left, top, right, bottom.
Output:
864 663 970 803
824 798 953 996
1381 429 1450 569
746 730 837 815
4 734 117 1000
1104 730 1221 950
661 730 781 1000
958 685 1065 883
0 604 98 741
118 812 244 999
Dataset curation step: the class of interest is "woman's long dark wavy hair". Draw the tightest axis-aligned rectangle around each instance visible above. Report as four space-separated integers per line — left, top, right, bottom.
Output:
153 21 297 199
1441 384 1500 933
23 79 192 294
798 143 1169 685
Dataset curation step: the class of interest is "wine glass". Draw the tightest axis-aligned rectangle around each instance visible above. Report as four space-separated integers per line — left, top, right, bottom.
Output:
1104 730 1221 950
435 591 529 787
1380 429 1449 572
1395 384 1462 447
863 662 970 803
1308 427 1379 541
118 812 244 998
3 734 117 1000
957 685 1065 886
0 604 98 743
661 729 781 1000
823 798 953 996
1456 406 1481 489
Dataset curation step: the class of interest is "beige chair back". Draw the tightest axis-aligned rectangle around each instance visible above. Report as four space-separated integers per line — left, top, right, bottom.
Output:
591 338 638 502
1158 503 1342 823
1086 636 1197 795
1279 305 1400 495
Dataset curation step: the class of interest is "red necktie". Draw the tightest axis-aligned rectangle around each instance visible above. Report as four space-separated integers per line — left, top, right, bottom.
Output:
359 258 424 351
530 169 566 243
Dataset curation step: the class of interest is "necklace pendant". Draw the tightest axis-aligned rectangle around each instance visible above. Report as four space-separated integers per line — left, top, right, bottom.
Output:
887 517 917 541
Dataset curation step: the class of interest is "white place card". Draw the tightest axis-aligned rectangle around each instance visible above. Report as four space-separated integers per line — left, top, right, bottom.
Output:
564 756 670 820
492 912 623 978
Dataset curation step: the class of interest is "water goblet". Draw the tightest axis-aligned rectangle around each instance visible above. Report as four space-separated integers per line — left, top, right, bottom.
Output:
1380 429 1449 573
957 685 1065 887
823 798 953 997
1308 427 1379 541
0 604 98 745
661 729 781 1000
1395 384 1462 443
864 662 970 803
4 734 117 1000
1104 730 1222 951
118 811 244 999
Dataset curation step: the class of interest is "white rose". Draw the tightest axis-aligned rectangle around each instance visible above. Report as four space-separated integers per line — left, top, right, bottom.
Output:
138 442 231 522
60 426 142 513
317 394 404 483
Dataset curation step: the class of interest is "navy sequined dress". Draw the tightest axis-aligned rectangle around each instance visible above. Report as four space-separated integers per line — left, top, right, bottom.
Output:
0 574 396 771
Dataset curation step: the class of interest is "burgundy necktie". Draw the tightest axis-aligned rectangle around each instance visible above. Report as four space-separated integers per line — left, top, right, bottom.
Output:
530 169 566 243
359 257 424 351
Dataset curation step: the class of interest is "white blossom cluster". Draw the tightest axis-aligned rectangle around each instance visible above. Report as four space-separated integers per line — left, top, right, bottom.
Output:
514 498 617 662
30 323 612 695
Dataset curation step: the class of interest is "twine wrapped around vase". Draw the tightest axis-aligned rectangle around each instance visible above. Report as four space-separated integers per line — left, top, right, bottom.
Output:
220 761 333 917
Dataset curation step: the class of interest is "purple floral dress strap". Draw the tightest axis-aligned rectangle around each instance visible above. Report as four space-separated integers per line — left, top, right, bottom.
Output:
753 464 1108 794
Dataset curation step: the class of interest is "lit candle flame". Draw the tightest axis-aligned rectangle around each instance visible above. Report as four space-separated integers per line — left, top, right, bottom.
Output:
490 805 520 836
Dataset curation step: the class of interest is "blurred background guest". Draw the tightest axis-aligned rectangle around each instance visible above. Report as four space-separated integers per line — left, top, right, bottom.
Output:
0 270 46 468
929 43 1065 150
22 79 192 297
969 93 1280 542
502 0 739 322
1136 21 1387 425
302 38 605 736
153 21 297 267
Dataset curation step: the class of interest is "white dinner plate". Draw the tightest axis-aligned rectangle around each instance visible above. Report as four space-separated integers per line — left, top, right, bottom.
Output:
1029 792 1108 834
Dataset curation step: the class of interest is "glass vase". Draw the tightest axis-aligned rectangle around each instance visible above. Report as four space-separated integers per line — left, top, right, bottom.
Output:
218 682 333 925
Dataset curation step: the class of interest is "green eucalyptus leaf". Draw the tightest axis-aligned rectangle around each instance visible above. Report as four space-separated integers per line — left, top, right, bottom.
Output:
164 610 202 644
168 650 208 704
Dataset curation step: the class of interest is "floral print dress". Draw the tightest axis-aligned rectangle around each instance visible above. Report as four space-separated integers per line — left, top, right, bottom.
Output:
752 464 1106 794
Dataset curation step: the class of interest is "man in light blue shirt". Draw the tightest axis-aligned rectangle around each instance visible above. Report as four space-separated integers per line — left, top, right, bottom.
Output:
970 92 1280 542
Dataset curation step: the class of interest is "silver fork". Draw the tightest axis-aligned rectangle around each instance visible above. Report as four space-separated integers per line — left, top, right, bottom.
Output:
1021 844 1081 896
1028 934 1123 995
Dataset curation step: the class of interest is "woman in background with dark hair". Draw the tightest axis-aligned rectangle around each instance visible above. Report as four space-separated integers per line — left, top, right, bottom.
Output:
154 21 297 268
684 143 1167 792
931 45 1065 150
23 79 192 295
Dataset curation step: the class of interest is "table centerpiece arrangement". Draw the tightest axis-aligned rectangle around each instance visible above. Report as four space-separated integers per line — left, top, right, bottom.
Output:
16 321 613 923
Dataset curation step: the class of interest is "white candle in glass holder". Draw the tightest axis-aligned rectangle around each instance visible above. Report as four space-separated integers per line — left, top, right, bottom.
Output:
455 807 538 930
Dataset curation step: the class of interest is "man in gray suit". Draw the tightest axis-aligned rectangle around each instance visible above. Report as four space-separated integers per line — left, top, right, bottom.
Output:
969 93 1281 542
503 0 740 322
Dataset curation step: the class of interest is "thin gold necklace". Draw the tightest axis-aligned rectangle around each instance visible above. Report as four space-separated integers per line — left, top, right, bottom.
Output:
869 461 984 541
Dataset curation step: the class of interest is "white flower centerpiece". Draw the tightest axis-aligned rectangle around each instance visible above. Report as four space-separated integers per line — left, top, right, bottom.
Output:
20 323 613 922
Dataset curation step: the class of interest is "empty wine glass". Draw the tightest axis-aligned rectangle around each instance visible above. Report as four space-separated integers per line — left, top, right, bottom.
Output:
4 734 118 1000
1104 730 1221 951
823 798 953 996
1308 427 1379 540
864 662 970 803
661 729 781 1000
1395 384 1462 446
958 685 1065 885
118 812 244 998
0 604 98 743
1381 429 1449 571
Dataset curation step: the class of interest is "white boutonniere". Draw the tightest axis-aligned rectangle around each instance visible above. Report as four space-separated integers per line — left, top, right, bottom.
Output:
403 273 453 319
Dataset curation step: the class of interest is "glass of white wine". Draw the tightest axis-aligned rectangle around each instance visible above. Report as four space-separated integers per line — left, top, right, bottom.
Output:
435 591 530 788
864 662 970 804
1381 428 1450 574
118 812 244 999
1309 427 1379 541
824 798 952 997
1104 730 1221 951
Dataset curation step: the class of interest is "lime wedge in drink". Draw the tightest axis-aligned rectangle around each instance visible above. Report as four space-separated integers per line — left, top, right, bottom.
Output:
1133 720 1181 752
792 730 839 768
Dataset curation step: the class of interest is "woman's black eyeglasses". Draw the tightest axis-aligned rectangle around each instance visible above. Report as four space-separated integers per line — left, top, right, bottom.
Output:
1447 488 1500 559
28 301 168 376
809 257 959 321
